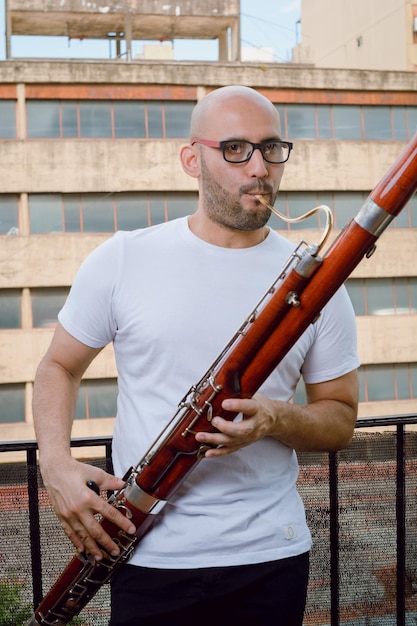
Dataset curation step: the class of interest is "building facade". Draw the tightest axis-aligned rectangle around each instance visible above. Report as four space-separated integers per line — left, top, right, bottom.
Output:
293 0 417 71
0 3 417 450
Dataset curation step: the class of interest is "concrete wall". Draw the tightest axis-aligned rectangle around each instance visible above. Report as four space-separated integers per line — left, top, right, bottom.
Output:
1 60 417 93
294 0 412 71
1 140 408 194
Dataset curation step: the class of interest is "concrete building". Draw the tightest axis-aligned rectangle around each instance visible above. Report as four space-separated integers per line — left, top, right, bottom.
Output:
293 0 417 71
0 0 416 450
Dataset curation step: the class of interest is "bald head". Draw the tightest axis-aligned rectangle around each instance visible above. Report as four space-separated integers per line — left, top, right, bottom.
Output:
190 86 281 140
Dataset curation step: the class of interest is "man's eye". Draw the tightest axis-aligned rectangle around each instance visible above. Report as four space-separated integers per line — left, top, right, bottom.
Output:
226 142 245 154
264 142 279 153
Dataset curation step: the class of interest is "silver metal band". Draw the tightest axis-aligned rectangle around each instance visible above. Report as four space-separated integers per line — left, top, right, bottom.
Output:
124 481 166 515
355 197 395 237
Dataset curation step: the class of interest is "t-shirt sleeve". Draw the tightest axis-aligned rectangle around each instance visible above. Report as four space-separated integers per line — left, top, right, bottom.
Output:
301 284 360 384
58 233 123 348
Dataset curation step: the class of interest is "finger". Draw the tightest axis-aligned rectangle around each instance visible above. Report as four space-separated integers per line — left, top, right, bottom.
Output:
222 397 258 415
60 487 136 559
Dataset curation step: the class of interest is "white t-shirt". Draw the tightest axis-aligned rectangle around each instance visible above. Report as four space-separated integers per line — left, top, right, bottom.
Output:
59 217 360 569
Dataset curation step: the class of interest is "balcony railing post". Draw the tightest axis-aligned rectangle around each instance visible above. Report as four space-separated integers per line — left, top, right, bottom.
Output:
27 446 43 608
329 450 339 626
396 423 406 626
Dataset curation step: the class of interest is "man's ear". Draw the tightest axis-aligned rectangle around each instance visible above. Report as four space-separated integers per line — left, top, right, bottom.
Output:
180 144 201 179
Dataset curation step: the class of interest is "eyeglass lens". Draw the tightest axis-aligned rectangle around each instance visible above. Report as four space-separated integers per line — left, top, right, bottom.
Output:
223 140 289 164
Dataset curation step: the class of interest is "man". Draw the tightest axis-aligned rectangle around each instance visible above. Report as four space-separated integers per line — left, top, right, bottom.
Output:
33 85 359 625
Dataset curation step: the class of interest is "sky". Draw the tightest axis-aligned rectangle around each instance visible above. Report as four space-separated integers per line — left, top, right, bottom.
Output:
0 0 301 62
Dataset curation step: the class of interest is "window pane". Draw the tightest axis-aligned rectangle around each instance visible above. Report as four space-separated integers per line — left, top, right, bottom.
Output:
274 105 285 135
317 105 332 139
116 194 148 229
411 364 417 398
63 194 81 232
32 288 68 328
87 380 118 418
366 365 395 401
165 102 194 138
285 192 319 229
363 106 391 140
392 107 407 141
411 278 417 312
62 103 78 138
167 193 198 220
395 365 410 399
410 194 417 227
407 107 417 139
80 102 112 138
29 194 63 233
358 368 366 402
0 194 19 234
334 192 364 229
333 106 362 139
82 194 114 232
147 103 163 138
0 290 21 328
394 278 410 312
286 105 316 139
366 278 393 315
114 102 146 138
394 203 410 228
74 384 86 420
345 280 365 315
0 101 16 138
149 195 166 225
0 384 25 423
27 101 60 138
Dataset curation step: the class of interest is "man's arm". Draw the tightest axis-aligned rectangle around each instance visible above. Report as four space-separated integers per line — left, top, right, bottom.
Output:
33 323 136 560
195 369 359 455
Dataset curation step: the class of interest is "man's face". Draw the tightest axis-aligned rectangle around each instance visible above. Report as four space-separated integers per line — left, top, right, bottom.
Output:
197 97 286 232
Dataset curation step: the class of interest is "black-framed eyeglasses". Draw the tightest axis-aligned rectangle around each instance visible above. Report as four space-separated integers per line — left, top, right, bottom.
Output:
191 138 293 164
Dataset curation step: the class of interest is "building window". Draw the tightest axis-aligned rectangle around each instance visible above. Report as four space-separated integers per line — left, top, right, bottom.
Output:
345 277 417 315
359 363 417 402
285 105 317 139
21 190 416 235
0 290 21 329
0 384 25 423
363 106 392 140
0 101 16 138
0 194 19 234
27 101 61 138
31 288 69 328
28 192 198 233
26 100 195 139
75 379 118 419
274 191 416 231
278 104 417 141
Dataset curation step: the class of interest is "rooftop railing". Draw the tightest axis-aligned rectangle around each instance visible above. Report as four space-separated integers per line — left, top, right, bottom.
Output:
0 414 416 625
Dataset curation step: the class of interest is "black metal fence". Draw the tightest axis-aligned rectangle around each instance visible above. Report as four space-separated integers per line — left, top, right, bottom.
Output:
0 415 416 625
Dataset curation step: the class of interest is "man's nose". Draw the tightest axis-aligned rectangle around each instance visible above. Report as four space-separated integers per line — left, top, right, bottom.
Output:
247 147 269 177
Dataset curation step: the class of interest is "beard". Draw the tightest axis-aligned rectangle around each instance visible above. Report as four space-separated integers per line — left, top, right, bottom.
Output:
200 157 277 232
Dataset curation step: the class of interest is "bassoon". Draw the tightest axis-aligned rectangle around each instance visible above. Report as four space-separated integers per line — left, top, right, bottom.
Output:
29 133 417 625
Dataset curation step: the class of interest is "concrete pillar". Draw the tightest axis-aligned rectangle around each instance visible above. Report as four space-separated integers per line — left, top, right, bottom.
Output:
230 17 241 62
218 28 229 62
5 0 11 59
16 83 27 140
125 12 132 62
20 193 30 237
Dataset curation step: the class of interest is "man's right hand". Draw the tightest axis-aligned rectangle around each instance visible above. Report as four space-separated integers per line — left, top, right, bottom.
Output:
41 457 136 560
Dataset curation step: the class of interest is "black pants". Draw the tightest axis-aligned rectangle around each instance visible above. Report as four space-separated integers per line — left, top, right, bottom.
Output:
109 552 309 625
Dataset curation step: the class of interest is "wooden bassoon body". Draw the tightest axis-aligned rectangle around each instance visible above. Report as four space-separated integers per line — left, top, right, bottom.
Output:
29 134 417 625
